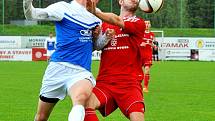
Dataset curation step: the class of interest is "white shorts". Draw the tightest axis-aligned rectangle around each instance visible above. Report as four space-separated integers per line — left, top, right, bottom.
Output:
40 62 96 100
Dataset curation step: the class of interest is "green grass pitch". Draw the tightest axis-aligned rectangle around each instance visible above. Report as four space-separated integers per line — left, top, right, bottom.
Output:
0 61 215 121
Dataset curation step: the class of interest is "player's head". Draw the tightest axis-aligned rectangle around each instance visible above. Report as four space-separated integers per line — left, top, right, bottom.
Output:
119 0 140 12
49 32 53 38
86 0 99 4
86 0 99 12
145 20 151 30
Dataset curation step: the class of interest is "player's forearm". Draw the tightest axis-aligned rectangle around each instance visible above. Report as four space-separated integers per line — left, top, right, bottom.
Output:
23 0 60 21
94 33 110 50
95 11 124 28
23 0 34 20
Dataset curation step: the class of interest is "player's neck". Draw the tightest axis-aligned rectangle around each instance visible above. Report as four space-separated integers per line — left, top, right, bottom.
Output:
75 0 87 8
145 30 150 33
120 9 135 18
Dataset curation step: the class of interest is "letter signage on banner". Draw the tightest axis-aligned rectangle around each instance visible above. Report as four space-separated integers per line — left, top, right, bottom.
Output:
0 49 32 61
159 37 215 50
159 37 190 49
158 37 215 61
1 36 214 61
21 36 48 48
0 36 21 48
194 38 215 49
164 49 191 60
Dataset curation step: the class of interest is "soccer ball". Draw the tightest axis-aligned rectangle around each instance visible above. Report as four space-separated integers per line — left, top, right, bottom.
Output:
139 0 164 13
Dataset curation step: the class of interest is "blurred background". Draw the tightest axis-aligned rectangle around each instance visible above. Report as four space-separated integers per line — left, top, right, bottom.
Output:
0 0 215 28
0 0 214 62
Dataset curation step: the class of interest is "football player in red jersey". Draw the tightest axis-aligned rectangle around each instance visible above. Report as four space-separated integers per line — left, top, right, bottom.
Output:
85 0 146 121
139 20 155 92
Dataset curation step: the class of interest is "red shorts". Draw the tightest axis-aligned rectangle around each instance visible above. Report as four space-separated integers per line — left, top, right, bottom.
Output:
142 56 152 67
139 47 153 67
93 81 145 118
141 52 153 67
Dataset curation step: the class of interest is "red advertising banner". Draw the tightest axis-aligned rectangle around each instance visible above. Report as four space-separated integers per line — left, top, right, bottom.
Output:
32 48 47 61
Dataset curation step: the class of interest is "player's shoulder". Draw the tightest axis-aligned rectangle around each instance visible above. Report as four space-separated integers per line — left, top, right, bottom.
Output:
49 1 68 6
124 16 145 31
45 38 50 42
46 1 68 10
55 1 68 5
102 22 116 28
136 16 145 21
150 31 155 36
123 16 143 22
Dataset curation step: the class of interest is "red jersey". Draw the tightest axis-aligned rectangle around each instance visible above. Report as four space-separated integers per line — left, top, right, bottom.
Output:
96 16 145 84
139 31 155 66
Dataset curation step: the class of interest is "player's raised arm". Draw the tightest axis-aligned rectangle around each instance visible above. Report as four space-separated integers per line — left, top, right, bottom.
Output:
87 0 124 28
23 0 63 21
96 11 124 29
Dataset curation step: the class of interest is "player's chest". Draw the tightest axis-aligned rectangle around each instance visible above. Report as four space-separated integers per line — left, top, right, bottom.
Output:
108 31 131 47
144 34 153 40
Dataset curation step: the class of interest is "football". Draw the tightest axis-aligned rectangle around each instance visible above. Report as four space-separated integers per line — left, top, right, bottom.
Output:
139 0 164 13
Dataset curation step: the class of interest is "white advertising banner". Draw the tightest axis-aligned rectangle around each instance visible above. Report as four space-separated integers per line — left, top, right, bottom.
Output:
157 37 215 61
0 36 21 49
164 49 191 60
199 50 215 61
21 36 48 48
159 37 190 49
0 49 32 61
92 50 101 60
159 37 215 50
194 38 215 49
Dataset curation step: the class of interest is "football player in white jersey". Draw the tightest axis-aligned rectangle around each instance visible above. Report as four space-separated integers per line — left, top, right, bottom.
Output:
23 0 111 121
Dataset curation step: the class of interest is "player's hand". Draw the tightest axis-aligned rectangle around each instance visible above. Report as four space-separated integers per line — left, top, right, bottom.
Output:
92 25 101 41
140 42 146 47
86 0 97 14
105 28 115 40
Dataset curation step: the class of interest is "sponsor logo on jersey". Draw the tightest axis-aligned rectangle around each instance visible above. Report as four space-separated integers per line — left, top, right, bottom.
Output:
111 39 117 46
80 30 92 36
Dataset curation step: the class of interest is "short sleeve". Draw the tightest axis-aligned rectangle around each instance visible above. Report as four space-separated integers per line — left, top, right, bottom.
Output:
101 22 109 33
44 2 65 21
102 22 116 34
123 17 145 35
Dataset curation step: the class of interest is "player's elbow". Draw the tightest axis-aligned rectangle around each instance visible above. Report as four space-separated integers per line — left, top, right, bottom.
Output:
23 1 33 19
23 9 33 20
111 15 124 28
24 13 33 20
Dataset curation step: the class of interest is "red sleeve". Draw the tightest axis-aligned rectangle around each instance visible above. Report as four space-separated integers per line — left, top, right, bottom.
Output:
151 32 155 37
102 22 116 34
123 17 146 36
101 22 108 33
